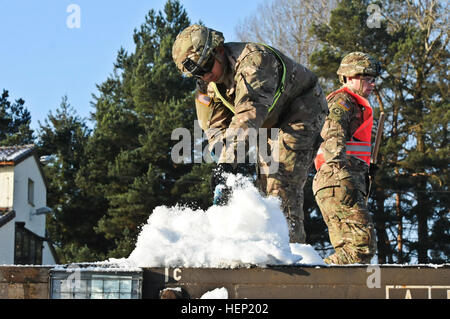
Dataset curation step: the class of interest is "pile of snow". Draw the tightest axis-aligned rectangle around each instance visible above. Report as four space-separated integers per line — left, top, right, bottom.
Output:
200 287 228 299
110 174 325 268
290 243 325 265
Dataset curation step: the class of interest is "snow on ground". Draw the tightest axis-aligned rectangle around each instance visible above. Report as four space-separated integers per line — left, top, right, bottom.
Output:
110 174 325 268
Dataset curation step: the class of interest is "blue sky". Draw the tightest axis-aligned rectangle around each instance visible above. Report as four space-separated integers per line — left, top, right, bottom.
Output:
0 0 262 132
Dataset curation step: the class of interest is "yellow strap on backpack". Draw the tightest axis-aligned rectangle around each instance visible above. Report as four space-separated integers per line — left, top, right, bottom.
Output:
210 44 286 115
211 82 235 114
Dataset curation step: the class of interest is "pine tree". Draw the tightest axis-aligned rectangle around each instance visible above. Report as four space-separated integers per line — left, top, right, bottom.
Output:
37 96 106 262
0 89 34 145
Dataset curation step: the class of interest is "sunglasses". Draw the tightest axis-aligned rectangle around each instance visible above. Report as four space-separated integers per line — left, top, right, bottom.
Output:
182 54 216 78
359 76 376 84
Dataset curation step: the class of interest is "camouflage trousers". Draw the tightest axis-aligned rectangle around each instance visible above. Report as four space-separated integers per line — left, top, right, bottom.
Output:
315 186 377 264
258 84 327 243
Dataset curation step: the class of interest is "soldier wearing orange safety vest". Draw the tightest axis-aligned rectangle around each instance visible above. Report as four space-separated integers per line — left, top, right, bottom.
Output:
312 52 381 265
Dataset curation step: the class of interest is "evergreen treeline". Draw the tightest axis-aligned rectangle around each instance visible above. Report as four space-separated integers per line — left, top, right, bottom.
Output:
1 0 448 264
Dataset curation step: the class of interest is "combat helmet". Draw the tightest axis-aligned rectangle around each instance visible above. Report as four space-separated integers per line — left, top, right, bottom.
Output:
337 52 380 83
172 24 225 77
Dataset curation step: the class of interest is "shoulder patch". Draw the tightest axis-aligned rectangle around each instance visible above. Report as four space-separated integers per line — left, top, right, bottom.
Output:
336 98 350 111
196 93 212 107
331 106 345 117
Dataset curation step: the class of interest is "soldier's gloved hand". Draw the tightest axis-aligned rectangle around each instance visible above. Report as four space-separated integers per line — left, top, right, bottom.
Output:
210 163 234 206
213 183 232 206
339 178 358 207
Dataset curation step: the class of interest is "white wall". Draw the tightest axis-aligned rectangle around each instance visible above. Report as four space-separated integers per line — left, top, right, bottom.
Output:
0 221 14 264
43 242 56 265
0 166 15 264
0 155 56 265
15 156 56 264
13 156 47 238
0 166 14 207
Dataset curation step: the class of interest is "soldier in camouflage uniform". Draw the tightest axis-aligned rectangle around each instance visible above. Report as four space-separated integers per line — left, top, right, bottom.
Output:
172 24 328 243
312 52 381 264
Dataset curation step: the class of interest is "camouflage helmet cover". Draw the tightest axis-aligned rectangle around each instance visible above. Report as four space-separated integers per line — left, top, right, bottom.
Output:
337 52 380 79
172 24 225 76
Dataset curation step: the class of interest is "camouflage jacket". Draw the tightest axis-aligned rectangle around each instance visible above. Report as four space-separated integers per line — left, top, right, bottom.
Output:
312 87 370 195
196 42 319 164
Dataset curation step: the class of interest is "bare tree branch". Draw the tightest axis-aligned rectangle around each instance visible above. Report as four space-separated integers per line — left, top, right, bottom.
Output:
234 0 337 66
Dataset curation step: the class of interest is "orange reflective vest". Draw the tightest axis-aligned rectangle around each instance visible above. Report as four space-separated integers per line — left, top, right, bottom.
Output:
315 87 373 170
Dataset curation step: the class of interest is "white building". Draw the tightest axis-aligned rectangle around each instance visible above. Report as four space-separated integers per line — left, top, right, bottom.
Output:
0 145 57 265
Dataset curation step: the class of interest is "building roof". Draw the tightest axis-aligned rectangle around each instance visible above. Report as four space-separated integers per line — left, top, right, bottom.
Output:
0 207 12 215
0 144 48 188
0 144 35 164
0 208 16 228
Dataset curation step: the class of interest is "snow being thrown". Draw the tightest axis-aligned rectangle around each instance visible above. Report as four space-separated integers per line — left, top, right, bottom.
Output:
110 174 325 268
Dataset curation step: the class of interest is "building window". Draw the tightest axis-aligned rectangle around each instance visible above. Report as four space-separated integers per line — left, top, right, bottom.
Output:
28 178 35 206
14 222 43 265
50 269 142 299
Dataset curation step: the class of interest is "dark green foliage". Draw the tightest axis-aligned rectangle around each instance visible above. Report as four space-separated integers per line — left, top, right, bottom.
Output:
0 89 34 145
36 96 107 262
